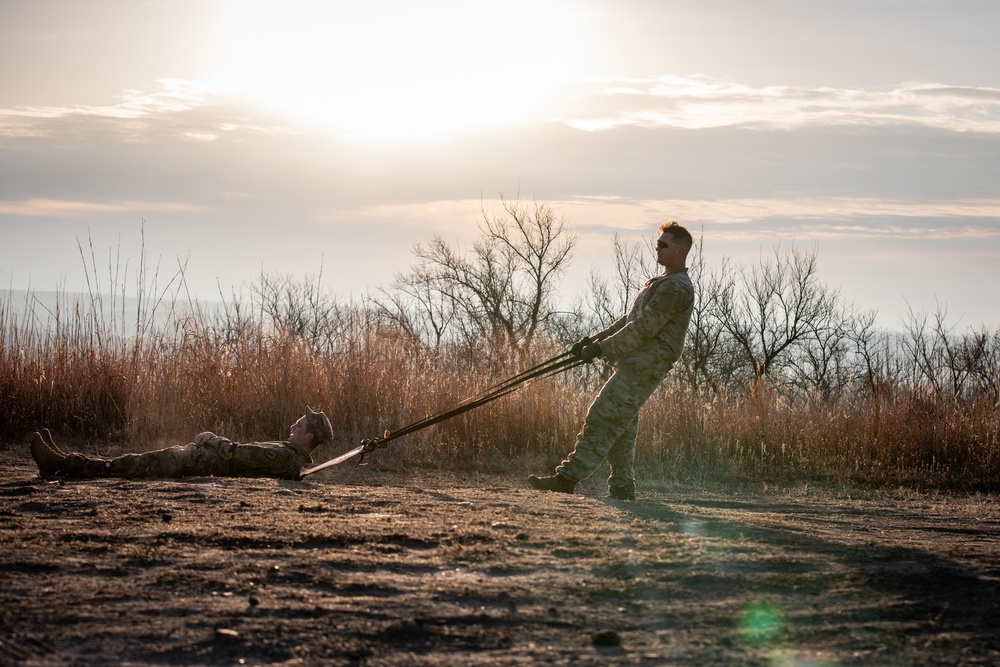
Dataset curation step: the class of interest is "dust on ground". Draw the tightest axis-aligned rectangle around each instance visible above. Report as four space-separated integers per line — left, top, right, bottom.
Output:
2 452 1000 666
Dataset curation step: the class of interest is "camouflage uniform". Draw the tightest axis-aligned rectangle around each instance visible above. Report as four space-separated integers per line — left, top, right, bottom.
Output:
556 268 694 492
59 436 312 481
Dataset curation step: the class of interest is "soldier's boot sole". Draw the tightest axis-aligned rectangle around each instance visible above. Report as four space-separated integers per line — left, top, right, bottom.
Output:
608 486 636 501
527 474 577 494
41 428 67 456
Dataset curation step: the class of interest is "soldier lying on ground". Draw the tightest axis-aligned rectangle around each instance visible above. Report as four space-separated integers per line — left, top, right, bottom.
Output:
29 407 333 481
528 221 695 501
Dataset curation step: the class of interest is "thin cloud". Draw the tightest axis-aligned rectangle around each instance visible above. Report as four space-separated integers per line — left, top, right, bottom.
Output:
8 74 1000 146
547 195 1000 240
0 79 297 143
310 196 1000 243
0 198 205 217
2 79 208 122
564 76 1000 133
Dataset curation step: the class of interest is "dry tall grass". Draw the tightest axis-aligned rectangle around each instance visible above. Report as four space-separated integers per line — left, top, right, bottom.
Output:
2 279 998 491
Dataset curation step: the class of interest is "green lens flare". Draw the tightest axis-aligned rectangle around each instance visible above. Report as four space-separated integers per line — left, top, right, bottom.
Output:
740 600 785 645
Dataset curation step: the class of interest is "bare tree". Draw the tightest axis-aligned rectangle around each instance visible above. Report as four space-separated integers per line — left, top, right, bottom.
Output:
584 233 658 330
792 302 857 401
371 268 455 349
716 245 839 383
931 311 992 401
384 197 575 356
972 329 1000 403
479 196 576 350
240 271 348 353
848 308 891 399
903 304 1000 401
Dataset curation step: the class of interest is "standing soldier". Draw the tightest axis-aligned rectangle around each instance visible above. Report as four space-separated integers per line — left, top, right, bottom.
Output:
529 221 695 500
29 407 333 481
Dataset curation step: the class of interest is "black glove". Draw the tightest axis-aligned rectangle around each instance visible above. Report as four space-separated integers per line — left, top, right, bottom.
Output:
570 336 592 358
580 343 604 363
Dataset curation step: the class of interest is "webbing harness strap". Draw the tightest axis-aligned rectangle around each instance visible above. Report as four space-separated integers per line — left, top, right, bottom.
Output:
380 352 584 443
300 349 592 476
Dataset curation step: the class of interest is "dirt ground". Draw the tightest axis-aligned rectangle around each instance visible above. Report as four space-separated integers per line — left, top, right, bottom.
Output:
3 450 1000 666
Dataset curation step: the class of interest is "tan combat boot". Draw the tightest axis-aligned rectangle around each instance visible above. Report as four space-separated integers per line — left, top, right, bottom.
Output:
527 473 577 494
30 432 66 477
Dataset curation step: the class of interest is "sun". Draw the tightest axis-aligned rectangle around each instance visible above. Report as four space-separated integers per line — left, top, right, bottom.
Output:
213 0 585 140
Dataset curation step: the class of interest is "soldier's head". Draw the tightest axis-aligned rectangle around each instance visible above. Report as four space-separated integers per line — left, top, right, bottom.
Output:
290 407 334 451
656 221 692 271
304 407 334 445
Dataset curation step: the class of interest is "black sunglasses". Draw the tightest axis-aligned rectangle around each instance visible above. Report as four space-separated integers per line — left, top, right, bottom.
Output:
656 240 677 250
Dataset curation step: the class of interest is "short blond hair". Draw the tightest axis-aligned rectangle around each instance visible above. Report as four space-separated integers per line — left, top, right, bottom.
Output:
659 221 692 250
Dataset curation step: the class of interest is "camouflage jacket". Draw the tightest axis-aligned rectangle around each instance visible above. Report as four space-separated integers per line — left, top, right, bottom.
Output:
204 437 313 480
595 268 695 374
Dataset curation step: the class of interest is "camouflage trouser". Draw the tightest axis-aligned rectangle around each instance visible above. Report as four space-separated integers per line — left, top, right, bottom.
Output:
556 363 669 491
61 441 233 479
59 440 306 480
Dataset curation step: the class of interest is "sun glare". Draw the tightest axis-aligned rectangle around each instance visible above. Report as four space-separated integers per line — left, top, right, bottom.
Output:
214 0 584 139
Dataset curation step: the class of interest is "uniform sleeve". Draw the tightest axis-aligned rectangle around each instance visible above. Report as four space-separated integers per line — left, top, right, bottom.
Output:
593 313 628 342
599 278 693 363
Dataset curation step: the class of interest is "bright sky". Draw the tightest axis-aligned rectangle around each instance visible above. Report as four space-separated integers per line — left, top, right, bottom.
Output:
2 0 999 329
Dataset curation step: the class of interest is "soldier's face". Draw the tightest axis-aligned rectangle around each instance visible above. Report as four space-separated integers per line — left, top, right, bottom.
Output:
289 416 313 448
655 233 685 270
